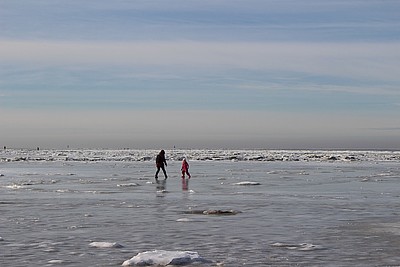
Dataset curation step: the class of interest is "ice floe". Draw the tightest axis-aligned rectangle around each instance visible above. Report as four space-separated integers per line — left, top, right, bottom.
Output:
122 250 211 266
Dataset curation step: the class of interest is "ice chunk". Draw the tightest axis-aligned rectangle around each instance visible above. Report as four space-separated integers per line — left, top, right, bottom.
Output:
122 250 211 266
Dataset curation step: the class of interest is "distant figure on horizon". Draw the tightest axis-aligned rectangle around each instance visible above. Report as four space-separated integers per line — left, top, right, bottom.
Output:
155 150 168 180
181 158 191 179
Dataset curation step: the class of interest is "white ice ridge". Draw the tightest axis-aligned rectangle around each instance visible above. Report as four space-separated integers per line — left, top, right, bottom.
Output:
122 250 211 266
1 149 400 162
89 241 123 248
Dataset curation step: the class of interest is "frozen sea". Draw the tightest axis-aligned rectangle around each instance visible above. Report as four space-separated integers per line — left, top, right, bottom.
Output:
1 149 400 266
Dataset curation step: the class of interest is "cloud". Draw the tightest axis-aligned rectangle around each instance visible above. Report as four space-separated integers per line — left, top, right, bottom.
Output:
2 0 399 43
1 40 400 83
237 82 400 97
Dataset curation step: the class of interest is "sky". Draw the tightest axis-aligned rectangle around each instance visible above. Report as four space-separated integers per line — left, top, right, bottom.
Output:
1 0 400 150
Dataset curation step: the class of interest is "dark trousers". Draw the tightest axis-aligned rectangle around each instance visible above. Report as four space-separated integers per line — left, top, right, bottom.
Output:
155 165 167 179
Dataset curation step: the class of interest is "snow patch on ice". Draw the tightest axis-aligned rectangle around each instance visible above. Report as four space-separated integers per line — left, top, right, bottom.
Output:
89 241 124 248
5 184 23 189
233 181 261 186
48 259 65 264
176 218 192 222
117 183 140 187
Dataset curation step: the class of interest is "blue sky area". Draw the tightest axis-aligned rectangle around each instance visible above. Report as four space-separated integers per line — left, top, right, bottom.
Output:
1 0 400 149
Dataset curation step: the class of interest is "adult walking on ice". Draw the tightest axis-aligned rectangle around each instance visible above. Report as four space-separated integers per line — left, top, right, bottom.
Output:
155 150 168 180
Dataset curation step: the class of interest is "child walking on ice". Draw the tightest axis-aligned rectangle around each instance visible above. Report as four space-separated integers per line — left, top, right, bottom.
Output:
181 158 191 179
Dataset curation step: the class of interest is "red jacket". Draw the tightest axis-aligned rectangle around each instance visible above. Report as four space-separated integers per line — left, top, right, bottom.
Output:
181 159 189 171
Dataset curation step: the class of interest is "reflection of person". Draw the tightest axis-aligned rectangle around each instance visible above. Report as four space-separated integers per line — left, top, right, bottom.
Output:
155 150 168 180
181 158 191 179
182 178 189 191
156 179 167 192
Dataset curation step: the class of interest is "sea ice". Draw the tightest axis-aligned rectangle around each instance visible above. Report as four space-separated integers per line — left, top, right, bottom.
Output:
122 250 211 266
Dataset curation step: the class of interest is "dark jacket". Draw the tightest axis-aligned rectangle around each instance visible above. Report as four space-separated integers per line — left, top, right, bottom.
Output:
156 153 166 167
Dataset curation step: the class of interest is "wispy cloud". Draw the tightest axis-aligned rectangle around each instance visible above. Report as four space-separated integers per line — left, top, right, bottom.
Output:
2 40 400 82
1 0 399 42
369 127 400 131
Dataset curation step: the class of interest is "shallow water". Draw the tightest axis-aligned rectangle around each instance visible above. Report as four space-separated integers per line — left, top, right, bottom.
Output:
1 153 400 266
